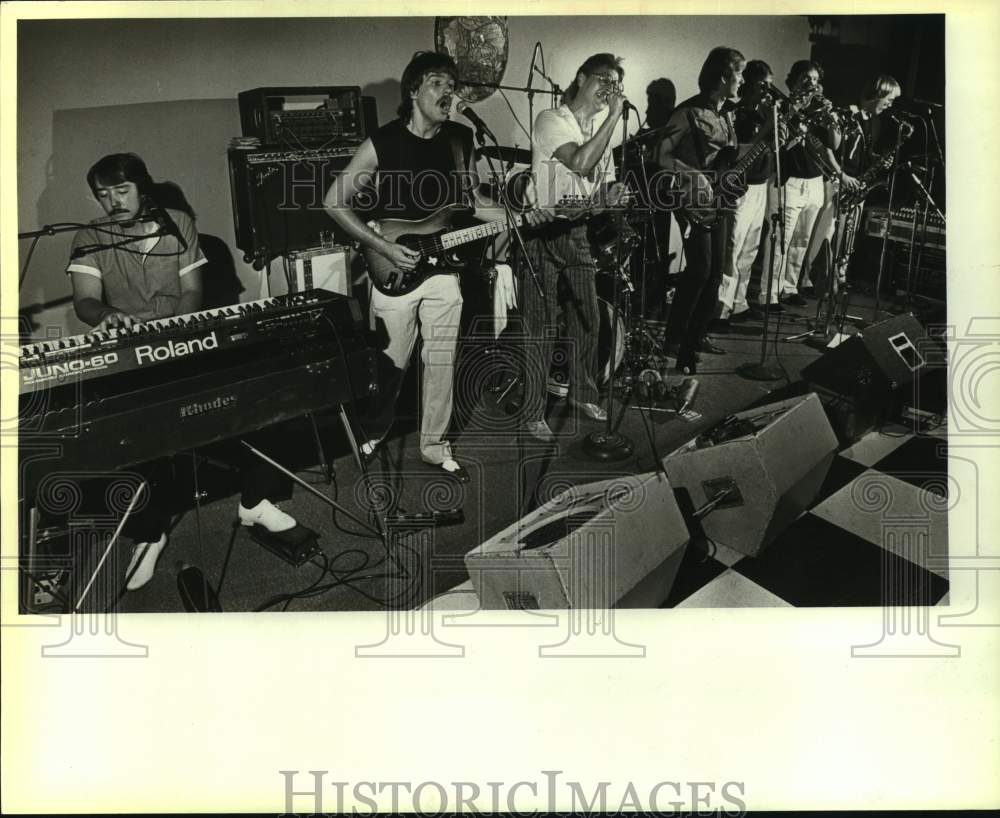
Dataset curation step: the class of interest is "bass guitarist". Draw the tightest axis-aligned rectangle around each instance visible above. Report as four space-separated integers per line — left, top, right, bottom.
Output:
324 50 550 481
657 46 745 374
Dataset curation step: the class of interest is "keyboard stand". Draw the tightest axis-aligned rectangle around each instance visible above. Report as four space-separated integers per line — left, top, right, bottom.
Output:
21 402 381 613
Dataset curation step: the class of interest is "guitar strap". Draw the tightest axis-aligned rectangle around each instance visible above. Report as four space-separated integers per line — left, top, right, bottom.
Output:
447 128 471 207
686 108 710 170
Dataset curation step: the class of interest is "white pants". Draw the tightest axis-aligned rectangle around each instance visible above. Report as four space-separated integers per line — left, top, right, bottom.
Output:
760 175 825 303
370 274 463 464
718 181 768 317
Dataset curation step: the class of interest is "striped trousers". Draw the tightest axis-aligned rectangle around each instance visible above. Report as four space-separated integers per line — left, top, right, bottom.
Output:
519 224 601 423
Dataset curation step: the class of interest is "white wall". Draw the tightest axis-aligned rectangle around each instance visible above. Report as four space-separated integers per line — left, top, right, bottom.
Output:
17 15 810 337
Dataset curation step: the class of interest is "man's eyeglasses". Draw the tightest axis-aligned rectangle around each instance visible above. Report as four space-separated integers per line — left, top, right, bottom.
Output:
590 73 620 87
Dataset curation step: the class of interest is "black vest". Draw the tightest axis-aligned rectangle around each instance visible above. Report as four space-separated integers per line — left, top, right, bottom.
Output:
363 119 475 221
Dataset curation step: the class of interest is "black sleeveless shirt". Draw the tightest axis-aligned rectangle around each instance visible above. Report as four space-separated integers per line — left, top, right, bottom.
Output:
360 119 475 221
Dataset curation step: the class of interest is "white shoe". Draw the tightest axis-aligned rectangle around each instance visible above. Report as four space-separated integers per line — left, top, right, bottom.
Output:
125 533 168 591
360 439 380 464
238 499 296 533
570 399 608 421
522 419 556 443
238 500 298 534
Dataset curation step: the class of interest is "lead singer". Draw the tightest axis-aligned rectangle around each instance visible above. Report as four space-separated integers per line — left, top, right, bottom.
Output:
657 46 745 374
519 53 627 443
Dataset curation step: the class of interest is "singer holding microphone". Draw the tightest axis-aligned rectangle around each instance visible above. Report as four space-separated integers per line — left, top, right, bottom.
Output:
518 52 629 442
66 152 305 592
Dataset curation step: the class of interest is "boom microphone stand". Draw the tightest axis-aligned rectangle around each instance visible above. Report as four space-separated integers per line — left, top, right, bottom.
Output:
872 119 911 324
18 215 159 291
737 100 784 382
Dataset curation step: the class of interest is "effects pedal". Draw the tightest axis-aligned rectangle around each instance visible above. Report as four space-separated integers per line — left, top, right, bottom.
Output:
246 523 321 567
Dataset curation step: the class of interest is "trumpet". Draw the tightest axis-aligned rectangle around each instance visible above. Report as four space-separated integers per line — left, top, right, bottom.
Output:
759 81 841 131
755 81 843 180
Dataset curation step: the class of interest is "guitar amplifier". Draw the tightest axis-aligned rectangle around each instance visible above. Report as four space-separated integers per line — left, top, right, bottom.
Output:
227 146 357 268
238 86 370 146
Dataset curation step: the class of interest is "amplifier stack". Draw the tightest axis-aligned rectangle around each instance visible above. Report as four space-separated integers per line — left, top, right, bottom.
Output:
228 86 379 268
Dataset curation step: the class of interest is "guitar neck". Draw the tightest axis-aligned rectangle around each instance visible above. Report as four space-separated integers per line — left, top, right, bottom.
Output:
731 136 772 175
440 216 524 250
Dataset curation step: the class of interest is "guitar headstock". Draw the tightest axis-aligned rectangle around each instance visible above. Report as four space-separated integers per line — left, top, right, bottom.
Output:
554 187 636 217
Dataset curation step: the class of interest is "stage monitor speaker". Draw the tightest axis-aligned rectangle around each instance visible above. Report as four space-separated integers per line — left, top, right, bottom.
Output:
465 472 689 609
227 146 358 268
801 312 933 441
661 393 838 557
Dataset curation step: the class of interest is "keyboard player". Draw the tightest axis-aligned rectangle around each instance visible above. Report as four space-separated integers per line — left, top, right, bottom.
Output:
65 153 305 591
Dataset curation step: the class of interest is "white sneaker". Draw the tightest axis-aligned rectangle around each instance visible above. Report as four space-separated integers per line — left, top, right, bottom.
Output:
125 533 168 591
522 419 556 443
238 499 296 533
570 400 608 421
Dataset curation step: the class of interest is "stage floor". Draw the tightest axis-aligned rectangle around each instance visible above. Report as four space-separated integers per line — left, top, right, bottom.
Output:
27 289 950 613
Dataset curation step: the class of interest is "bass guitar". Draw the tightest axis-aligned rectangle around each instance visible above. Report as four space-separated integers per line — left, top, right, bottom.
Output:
363 191 629 297
680 125 777 229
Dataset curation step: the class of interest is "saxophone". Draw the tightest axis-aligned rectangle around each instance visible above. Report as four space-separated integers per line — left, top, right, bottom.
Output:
834 203 863 285
839 151 897 209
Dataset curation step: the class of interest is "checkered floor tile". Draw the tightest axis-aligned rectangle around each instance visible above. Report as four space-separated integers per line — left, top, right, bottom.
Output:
661 420 950 608
422 419 951 612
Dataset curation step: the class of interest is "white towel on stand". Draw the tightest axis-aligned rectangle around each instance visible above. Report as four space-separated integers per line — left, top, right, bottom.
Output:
492 263 517 339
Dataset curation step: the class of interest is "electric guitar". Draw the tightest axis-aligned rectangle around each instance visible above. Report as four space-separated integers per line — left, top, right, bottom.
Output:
363 191 630 297
681 119 778 229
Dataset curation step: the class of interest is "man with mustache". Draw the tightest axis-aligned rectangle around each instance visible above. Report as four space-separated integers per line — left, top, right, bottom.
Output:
326 51 550 478
67 152 303 592
519 52 628 441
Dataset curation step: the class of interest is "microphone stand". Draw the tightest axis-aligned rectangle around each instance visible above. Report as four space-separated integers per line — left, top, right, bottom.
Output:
472 125 543 300
904 158 940 307
527 42 539 142
18 215 158 291
469 114 545 408
18 215 132 241
738 100 784 381
872 120 909 325
583 108 635 461
806 114 852 349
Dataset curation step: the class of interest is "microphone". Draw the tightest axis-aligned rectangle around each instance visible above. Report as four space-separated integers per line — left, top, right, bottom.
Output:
70 243 101 260
527 42 539 92
142 194 188 251
887 112 916 132
456 101 497 143
674 378 700 414
622 98 640 114
900 97 943 110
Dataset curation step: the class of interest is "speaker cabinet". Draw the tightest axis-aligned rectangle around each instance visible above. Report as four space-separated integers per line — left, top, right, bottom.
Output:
465 472 689 609
801 312 934 441
227 146 357 268
662 393 838 557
